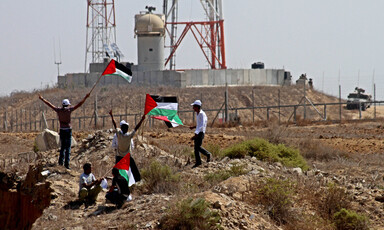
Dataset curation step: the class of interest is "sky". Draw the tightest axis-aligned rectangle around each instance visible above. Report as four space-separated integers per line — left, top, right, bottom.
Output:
1 0 384 100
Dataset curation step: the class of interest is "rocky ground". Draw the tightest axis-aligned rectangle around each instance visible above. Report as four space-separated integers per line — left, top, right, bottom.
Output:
1 119 384 229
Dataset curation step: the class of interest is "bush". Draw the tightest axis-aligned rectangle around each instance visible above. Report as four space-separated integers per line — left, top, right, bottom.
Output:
320 183 352 219
254 178 294 224
224 138 308 170
204 164 248 185
159 198 222 230
333 208 369 230
141 160 180 194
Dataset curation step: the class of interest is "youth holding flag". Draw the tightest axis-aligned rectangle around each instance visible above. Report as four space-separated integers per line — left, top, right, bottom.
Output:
109 110 145 183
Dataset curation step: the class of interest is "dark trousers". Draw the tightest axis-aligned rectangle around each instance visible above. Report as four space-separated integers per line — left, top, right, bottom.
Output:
59 128 72 167
194 132 210 164
106 191 128 207
115 155 141 182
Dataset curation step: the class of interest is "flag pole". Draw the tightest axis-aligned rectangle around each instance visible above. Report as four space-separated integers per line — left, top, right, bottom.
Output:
89 73 104 95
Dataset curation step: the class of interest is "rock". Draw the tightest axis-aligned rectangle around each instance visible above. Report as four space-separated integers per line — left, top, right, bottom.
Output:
225 202 233 208
35 129 77 151
375 196 384 203
292 167 303 176
213 201 221 209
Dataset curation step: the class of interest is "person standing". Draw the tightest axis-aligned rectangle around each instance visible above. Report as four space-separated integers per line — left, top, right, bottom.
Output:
38 93 90 169
78 163 103 204
109 110 145 184
190 100 211 168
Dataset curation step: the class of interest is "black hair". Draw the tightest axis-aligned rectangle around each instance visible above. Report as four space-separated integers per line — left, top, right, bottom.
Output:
112 168 120 176
83 163 91 171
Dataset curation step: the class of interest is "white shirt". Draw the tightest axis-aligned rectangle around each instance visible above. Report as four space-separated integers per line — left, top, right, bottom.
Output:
195 109 207 134
79 173 96 191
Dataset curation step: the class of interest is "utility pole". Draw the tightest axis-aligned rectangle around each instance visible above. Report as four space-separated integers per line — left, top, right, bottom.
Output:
53 38 62 76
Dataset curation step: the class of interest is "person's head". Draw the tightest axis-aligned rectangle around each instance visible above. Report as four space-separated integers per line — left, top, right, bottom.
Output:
112 168 120 177
62 99 71 108
191 100 202 112
83 163 92 175
120 120 129 134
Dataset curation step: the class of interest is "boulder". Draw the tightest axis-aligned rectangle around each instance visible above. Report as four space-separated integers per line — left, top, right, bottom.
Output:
35 129 77 152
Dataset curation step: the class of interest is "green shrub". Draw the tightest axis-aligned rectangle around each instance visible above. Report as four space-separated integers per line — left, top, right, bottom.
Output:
333 208 369 230
206 143 224 159
223 138 308 170
204 164 248 185
255 178 294 224
141 160 180 194
159 198 222 230
320 183 352 219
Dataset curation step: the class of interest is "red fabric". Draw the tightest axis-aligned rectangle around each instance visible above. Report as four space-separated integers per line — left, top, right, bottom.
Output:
102 59 116 76
113 153 130 170
153 116 170 122
144 94 158 115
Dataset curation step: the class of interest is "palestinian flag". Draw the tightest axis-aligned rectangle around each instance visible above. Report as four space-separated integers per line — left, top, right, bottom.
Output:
102 59 133 83
144 94 183 128
113 153 136 187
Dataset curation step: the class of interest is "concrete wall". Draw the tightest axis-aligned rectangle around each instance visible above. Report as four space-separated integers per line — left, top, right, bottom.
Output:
58 68 291 89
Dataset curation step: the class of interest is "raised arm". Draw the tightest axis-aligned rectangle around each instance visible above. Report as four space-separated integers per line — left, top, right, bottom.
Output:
73 93 90 111
38 94 57 111
134 115 146 131
109 109 117 129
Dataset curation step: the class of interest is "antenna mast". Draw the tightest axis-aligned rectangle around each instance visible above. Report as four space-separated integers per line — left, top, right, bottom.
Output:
85 0 116 72
53 38 62 76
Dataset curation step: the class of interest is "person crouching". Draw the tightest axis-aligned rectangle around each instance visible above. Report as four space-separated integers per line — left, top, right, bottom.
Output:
106 168 130 209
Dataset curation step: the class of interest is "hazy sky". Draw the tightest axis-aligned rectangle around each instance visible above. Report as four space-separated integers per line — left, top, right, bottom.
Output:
1 0 384 100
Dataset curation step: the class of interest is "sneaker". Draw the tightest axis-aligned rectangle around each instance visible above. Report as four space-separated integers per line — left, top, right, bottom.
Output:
65 165 71 170
192 163 201 168
207 154 211 163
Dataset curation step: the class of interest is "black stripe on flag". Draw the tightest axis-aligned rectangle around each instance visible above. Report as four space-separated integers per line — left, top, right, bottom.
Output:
150 95 178 103
115 61 132 76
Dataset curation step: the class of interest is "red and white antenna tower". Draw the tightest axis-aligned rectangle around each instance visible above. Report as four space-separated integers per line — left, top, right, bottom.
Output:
85 0 116 72
163 0 226 70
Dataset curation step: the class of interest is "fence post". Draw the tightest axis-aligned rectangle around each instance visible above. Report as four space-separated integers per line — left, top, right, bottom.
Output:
293 106 297 124
339 85 342 122
252 88 255 123
278 89 281 125
94 95 98 128
267 108 270 120
323 105 327 120
4 111 8 132
374 83 376 119
41 111 48 130
29 110 32 131
359 101 362 119
15 110 18 132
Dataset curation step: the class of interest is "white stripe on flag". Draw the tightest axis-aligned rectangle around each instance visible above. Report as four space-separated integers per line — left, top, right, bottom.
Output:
155 102 178 110
127 168 136 187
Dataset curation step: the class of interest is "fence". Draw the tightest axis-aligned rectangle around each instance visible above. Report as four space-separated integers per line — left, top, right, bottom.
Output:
1 100 383 133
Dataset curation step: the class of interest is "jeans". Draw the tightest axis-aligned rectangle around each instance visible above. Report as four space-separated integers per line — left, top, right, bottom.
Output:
194 132 211 164
59 128 72 167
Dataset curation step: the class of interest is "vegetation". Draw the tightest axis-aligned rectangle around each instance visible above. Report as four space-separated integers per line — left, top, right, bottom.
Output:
140 160 180 194
223 138 308 170
204 163 248 185
333 208 369 230
159 198 222 230
320 183 352 219
252 178 295 224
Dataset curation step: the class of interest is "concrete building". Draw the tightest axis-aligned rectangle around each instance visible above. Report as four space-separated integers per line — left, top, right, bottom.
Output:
58 62 291 89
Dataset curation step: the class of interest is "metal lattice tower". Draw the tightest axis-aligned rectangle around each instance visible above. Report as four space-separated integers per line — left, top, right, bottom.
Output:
163 0 226 70
85 0 116 72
